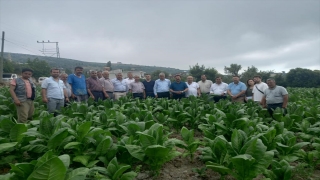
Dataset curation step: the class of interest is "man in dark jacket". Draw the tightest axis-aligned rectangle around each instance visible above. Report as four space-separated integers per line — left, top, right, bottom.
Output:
9 68 36 123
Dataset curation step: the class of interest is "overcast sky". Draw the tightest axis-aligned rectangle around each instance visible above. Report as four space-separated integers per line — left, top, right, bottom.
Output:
0 0 319 73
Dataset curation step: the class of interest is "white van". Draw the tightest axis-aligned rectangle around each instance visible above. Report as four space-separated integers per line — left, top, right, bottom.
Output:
2 73 18 82
38 77 48 84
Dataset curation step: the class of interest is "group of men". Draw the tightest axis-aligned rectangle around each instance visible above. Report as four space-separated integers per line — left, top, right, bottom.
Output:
9 66 288 123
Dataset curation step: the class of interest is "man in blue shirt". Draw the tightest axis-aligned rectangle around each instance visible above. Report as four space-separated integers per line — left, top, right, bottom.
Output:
143 74 155 98
154 72 171 98
227 75 246 103
112 72 127 100
42 68 69 115
170 74 188 100
68 66 88 103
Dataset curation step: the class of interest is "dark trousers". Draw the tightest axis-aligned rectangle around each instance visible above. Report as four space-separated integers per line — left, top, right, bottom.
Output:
92 91 104 102
133 93 144 99
212 95 227 103
172 94 185 100
157 92 170 98
146 92 155 98
267 103 287 117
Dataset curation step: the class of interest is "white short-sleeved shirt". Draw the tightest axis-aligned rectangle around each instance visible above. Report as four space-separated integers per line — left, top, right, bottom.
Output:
252 82 268 102
41 77 66 99
210 82 228 95
185 82 199 97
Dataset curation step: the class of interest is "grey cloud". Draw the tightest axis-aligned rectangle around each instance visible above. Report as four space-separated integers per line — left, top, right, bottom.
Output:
0 0 319 73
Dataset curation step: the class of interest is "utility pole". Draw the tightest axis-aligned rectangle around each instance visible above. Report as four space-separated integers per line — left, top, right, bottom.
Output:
37 40 60 58
0 31 5 84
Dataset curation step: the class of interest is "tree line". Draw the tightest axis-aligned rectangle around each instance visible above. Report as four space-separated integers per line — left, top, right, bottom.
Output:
3 58 320 88
188 63 320 88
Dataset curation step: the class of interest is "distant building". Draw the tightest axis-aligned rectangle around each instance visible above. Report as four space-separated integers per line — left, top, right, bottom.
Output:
107 69 146 79
270 71 286 78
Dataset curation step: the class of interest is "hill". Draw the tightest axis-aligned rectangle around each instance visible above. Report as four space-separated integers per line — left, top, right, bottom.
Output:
3 52 187 74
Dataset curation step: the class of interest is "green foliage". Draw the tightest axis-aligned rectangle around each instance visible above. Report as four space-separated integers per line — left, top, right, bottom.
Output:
150 70 169 80
286 68 320 87
176 127 201 161
224 63 242 76
189 63 218 81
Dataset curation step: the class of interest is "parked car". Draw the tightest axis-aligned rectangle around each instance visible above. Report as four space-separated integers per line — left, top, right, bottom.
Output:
38 77 48 84
2 73 18 83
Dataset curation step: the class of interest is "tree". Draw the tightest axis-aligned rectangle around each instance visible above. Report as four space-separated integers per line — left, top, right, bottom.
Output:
241 66 259 83
273 74 287 87
26 58 51 79
189 63 218 81
189 63 205 81
224 64 242 76
286 68 318 87
106 61 112 70
150 70 169 80
259 70 274 82
65 68 73 75
3 58 15 73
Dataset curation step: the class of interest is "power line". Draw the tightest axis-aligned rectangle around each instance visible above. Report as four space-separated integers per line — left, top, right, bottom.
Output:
5 39 43 56
37 40 60 58
0 21 40 39
5 37 41 53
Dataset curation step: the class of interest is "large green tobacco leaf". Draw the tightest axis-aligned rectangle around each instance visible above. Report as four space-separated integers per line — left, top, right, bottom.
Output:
181 126 194 143
64 142 82 150
0 142 18 153
9 163 35 178
240 138 266 160
0 119 15 133
58 154 70 169
73 156 90 166
125 145 145 161
138 133 156 149
27 156 67 180
96 136 113 156
10 124 28 142
231 154 256 180
64 167 89 180
39 117 54 138
145 145 170 159
206 161 232 175
231 129 247 154
120 172 137 180
47 128 69 149
77 121 92 141
112 165 131 179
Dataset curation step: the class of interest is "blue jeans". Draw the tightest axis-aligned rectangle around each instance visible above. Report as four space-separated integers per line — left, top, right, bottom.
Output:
47 98 64 114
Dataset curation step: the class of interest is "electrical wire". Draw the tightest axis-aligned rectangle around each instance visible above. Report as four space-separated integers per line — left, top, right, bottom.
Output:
4 39 43 56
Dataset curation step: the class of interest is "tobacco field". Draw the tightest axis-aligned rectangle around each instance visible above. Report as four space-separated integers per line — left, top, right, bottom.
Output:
0 87 320 180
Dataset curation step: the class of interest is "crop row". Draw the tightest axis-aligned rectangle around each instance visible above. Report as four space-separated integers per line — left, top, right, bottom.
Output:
0 87 319 180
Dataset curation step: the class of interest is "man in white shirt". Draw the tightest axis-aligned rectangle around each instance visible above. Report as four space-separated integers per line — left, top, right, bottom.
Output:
185 76 200 97
210 76 228 102
198 75 213 95
252 75 268 104
124 72 135 91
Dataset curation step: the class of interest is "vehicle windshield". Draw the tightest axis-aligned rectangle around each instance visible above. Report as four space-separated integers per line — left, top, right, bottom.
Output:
3 74 11 78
